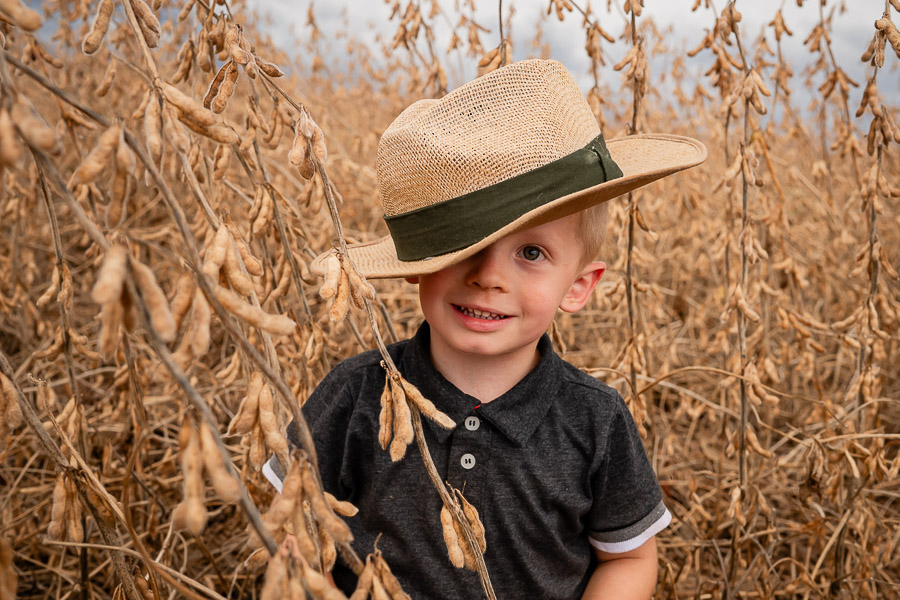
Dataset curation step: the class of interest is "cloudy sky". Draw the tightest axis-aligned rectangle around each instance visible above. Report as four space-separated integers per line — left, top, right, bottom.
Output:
248 0 896 107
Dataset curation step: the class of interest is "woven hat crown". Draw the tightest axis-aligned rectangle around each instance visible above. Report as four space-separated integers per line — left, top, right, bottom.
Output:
376 60 600 217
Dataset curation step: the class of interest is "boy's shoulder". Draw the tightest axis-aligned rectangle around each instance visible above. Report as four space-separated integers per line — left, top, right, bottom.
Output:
324 336 414 383
541 355 639 433
555 356 622 404
302 337 416 423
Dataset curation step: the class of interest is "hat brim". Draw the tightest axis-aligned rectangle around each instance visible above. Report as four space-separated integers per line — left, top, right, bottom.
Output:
312 133 707 279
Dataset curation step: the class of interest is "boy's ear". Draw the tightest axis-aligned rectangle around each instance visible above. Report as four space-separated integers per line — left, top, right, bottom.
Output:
404 276 420 285
559 261 605 313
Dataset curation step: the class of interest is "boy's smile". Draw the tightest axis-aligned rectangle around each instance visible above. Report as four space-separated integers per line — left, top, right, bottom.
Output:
452 305 508 321
406 213 605 397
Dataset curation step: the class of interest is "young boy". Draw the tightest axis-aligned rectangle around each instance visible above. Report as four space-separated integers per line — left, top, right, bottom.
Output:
265 59 706 599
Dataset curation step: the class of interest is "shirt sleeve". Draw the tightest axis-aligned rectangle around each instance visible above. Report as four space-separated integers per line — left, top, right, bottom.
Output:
587 396 671 554
263 361 359 499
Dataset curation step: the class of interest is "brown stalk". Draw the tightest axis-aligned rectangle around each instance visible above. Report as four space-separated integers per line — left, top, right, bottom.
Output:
729 2 751 491
35 162 93 597
685 1 761 595
41 539 229 600
621 0 647 433
29 141 282 577
0 328 141 600
849 1 889 437
1 40 321 581
131 47 366 582
815 0 862 187
93 5 346 569
244 78 314 322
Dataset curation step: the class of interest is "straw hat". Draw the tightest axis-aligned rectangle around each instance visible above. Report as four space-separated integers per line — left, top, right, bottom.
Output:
314 59 706 279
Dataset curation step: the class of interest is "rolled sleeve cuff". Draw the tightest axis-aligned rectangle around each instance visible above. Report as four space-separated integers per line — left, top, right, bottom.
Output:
589 500 671 554
262 455 285 493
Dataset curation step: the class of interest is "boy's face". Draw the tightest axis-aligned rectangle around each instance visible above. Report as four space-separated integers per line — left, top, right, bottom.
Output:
406 213 605 367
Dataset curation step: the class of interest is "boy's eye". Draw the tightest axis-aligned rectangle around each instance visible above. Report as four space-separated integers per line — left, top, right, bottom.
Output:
520 246 544 261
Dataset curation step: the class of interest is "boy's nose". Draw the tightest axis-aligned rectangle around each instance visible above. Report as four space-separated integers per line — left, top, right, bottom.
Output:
464 247 508 291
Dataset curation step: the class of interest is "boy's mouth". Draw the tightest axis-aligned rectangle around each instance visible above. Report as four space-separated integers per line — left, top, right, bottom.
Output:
453 305 509 320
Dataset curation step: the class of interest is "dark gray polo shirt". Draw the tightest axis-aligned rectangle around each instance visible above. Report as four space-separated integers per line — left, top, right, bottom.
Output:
266 323 669 599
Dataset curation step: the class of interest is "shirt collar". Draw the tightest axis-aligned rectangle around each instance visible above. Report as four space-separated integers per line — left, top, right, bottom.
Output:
397 322 563 447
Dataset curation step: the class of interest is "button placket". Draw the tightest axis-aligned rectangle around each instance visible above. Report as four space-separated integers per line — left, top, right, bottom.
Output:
446 412 491 503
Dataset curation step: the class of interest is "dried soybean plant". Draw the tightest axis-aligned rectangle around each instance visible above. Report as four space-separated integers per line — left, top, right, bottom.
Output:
613 0 651 432
385 0 452 97
630 0 900 597
0 1 377 598
697 0 775 588
850 1 899 430
1 1 898 599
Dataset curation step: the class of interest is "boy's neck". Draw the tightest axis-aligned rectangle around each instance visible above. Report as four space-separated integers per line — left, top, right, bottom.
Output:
427 335 541 403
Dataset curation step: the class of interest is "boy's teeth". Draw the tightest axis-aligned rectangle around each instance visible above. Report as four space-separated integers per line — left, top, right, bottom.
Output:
459 306 505 320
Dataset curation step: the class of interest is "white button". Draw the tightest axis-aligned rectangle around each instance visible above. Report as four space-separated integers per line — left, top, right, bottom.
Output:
460 453 476 469
465 416 480 431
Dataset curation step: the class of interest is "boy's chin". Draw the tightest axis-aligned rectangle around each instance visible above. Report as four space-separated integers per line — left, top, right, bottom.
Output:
435 329 543 361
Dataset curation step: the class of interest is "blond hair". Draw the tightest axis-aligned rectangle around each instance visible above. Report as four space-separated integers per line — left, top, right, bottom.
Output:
576 202 610 263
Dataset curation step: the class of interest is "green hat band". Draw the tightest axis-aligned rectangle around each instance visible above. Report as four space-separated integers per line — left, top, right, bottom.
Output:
383 133 623 262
